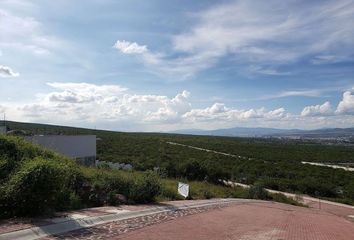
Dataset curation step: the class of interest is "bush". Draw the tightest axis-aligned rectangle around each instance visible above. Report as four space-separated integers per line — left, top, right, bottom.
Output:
159 185 179 200
202 189 215 199
2 157 75 217
270 193 306 207
247 183 269 200
128 171 161 203
0 136 56 180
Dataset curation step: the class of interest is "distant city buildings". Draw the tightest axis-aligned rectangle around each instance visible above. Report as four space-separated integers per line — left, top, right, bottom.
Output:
25 135 97 166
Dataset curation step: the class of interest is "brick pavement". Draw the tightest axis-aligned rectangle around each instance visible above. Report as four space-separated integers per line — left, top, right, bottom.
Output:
41 205 225 240
117 202 354 240
39 201 354 240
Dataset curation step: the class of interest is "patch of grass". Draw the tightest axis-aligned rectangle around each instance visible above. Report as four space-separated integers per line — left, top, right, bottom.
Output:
269 193 307 207
157 179 249 201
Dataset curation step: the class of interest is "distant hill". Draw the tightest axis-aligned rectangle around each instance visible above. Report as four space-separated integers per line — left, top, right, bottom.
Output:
2 120 354 139
171 127 354 138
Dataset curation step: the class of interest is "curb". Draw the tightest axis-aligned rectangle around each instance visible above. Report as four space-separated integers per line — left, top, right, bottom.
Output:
0 199 244 240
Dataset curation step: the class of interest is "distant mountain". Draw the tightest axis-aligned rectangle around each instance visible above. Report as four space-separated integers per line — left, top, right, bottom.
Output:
171 127 354 138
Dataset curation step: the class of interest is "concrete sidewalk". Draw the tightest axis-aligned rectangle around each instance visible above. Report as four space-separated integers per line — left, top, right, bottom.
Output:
0 198 249 240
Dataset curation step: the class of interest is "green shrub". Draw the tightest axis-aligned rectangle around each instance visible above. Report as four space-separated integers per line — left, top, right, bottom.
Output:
202 189 215 199
128 171 161 203
270 193 306 207
248 183 269 200
0 136 57 179
3 157 74 217
159 184 179 200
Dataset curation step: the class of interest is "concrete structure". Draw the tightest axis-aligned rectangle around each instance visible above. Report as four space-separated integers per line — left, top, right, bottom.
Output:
0 126 6 135
25 135 96 166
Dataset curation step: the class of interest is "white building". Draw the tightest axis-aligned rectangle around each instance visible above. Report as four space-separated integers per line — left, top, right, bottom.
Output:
25 135 96 166
0 126 6 135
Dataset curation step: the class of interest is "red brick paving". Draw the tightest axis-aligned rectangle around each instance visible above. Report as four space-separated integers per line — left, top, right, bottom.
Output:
41 205 223 240
0 199 214 236
117 202 354 240
39 201 354 240
306 201 354 221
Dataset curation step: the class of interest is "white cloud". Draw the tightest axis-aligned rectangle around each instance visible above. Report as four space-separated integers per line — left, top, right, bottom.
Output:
115 0 354 78
277 90 323 98
248 66 290 76
0 9 65 56
311 55 342 64
13 82 192 125
113 40 147 54
4 82 354 131
5 82 292 129
336 90 354 115
301 101 333 117
0 105 6 113
183 103 287 122
46 82 128 103
0 65 19 77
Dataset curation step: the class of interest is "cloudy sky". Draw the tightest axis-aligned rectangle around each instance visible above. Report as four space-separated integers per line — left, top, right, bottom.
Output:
1 0 354 131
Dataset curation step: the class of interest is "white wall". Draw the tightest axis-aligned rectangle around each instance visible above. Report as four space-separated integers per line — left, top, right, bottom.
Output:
25 135 96 159
0 126 6 135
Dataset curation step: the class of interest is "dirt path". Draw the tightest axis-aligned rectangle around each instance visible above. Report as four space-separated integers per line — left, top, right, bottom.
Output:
166 141 252 160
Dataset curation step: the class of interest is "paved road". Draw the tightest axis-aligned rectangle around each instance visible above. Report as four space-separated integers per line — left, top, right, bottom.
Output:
114 202 354 240
41 201 354 240
36 200 354 240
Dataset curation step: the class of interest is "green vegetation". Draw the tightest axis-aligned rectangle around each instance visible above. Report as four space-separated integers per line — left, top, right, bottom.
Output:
0 134 304 218
0 136 163 218
2 120 354 214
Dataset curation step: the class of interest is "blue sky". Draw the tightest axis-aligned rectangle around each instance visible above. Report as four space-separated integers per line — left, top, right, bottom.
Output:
0 0 354 131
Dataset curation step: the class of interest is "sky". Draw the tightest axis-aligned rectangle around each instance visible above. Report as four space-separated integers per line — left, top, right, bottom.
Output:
0 0 354 131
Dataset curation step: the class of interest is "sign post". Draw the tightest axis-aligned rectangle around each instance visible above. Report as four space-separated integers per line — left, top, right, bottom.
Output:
178 182 189 198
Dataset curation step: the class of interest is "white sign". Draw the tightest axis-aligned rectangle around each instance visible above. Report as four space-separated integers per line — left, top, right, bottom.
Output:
178 182 189 198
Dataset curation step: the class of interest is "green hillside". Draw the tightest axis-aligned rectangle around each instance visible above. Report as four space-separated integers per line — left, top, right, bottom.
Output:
1 134 256 218
2 120 354 206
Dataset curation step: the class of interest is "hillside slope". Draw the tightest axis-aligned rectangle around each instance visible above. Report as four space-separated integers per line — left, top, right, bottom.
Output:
2 120 354 205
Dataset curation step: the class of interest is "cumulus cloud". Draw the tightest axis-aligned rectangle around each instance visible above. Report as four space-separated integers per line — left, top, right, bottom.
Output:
301 101 333 117
336 90 354 115
0 65 19 77
183 103 287 123
14 82 192 124
6 82 354 131
113 40 147 54
46 82 128 103
6 82 295 129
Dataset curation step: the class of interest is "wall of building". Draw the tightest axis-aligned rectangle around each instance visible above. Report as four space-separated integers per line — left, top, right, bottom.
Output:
0 126 6 135
25 135 96 165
